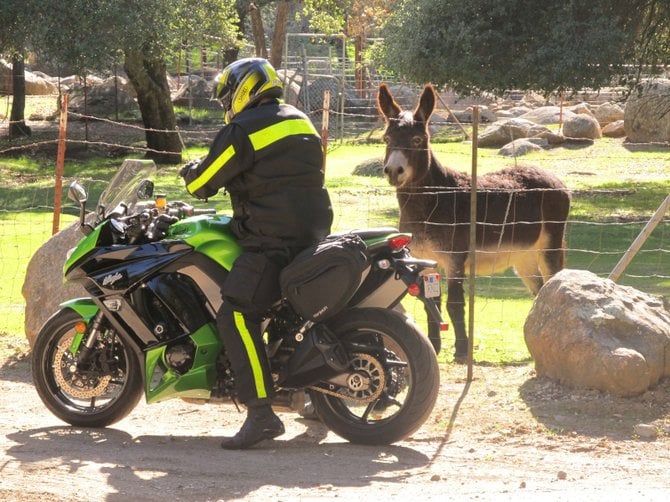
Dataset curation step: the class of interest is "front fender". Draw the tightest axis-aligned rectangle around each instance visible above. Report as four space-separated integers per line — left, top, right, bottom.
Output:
59 298 99 354
60 298 99 321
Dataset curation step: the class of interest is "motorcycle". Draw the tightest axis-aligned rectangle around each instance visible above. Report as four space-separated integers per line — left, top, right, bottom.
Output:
31 159 445 445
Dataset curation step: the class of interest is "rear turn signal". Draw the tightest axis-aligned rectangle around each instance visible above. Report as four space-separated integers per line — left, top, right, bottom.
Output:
389 234 412 251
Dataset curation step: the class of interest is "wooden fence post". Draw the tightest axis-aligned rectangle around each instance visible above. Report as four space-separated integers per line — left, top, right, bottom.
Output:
609 194 670 282
52 94 68 235
467 106 479 381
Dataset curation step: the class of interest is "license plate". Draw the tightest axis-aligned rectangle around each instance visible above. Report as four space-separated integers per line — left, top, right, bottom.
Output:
423 273 441 298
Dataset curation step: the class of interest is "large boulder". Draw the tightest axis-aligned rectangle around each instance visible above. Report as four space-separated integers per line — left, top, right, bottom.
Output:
498 138 546 157
602 119 626 138
519 106 576 125
478 118 537 147
624 78 670 144
524 269 670 397
68 76 139 116
22 222 88 348
0 59 58 95
562 114 602 140
593 102 624 126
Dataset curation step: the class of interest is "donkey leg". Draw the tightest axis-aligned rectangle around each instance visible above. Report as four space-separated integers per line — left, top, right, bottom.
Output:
513 251 544 296
446 278 468 359
539 224 567 281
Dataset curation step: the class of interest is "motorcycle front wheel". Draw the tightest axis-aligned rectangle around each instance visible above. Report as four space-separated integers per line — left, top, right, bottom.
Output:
310 307 440 445
32 308 143 427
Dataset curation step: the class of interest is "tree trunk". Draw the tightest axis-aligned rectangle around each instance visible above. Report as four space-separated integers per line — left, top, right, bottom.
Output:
123 49 182 164
249 3 268 58
9 55 31 138
270 0 291 69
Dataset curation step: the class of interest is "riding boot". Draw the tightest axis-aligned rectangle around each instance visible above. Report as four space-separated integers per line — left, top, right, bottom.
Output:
220 399 285 450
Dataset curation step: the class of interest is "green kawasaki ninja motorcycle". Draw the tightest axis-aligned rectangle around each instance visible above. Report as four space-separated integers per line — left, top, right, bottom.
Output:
31 159 445 445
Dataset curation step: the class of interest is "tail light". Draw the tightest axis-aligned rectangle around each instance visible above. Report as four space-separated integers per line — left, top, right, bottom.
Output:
389 234 412 251
407 283 421 296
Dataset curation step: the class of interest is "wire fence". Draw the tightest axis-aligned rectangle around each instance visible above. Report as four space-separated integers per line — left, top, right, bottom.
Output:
2 43 670 361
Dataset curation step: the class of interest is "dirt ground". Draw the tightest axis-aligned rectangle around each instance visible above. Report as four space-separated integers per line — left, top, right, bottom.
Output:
1 336 669 502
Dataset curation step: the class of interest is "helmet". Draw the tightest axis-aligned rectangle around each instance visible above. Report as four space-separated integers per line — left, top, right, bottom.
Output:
212 58 283 123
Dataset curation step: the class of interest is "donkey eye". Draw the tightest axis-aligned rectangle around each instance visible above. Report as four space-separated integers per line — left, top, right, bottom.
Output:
411 135 424 147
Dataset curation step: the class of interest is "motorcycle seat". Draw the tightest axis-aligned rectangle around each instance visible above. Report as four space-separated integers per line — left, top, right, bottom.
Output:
329 227 400 241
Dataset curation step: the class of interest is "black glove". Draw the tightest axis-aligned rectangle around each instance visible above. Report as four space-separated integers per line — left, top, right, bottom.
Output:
179 159 200 178
147 214 179 241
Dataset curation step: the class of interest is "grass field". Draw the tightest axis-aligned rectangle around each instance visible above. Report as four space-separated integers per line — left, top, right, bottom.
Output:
1 134 669 364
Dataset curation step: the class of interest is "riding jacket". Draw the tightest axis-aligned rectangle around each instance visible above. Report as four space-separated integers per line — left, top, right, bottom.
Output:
183 100 333 249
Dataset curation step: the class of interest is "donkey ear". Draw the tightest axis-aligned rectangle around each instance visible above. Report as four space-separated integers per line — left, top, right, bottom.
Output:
414 84 436 124
377 83 402 120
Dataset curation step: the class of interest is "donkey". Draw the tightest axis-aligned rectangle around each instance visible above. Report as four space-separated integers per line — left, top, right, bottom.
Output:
377 83 571 359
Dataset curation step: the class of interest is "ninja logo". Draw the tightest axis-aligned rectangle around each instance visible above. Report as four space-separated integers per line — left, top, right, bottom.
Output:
102 272 124 287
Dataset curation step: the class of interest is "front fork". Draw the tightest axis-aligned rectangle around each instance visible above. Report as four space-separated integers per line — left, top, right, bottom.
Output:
72 310 105 365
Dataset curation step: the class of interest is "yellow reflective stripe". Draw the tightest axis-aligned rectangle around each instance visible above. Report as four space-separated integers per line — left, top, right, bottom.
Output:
248 118 318 152
186 144 236 194
233 311 267 399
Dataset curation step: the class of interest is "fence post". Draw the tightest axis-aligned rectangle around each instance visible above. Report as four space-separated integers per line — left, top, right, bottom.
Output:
321 90 330 173
467 106 479 381
609 194 670 282
52 94 68 235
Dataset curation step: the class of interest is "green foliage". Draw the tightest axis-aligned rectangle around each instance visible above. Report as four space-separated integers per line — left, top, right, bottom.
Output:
302 0 349 34
377 0 661 94
1 0 240 75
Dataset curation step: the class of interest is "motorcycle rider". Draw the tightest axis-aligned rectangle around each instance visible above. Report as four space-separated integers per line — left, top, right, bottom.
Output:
180 58 333 449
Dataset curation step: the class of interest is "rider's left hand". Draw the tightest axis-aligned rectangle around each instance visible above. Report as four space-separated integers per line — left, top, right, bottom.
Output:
179 159 200 178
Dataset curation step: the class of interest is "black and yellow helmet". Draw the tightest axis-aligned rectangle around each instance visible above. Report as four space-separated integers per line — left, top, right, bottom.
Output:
212 58 283 123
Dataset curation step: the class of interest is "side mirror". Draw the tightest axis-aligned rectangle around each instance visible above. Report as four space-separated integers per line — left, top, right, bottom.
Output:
68 181 88 204
136 179 154 200
68 181 92 234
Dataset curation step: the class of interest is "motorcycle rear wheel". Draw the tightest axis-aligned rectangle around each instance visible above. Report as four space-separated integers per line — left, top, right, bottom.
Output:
311 307 439 445
32 308 143 427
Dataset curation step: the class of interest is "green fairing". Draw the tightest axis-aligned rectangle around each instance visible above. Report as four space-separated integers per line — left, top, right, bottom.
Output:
145 323 223 404
63 225 102 276
167 214 242 270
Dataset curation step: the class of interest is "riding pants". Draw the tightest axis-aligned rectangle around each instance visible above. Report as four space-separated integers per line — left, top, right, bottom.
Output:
218 249 293 404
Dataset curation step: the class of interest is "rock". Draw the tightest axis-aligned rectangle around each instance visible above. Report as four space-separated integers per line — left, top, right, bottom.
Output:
593 102 624 126
524 269 670 397
569 103 594 117
602 120 626 138
633 423 658 440
68 76 139 116
478 118 537 147
519 106 576 125
352 158 384 176
22 222 88 348
498 138 546 157
562 114 602 140
624 78 670 144
505 106 533 118
0 58 58 95
495 110 515 120
531 130 567 145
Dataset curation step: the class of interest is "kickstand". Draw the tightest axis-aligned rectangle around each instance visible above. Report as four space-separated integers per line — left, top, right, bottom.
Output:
231 396 242 413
